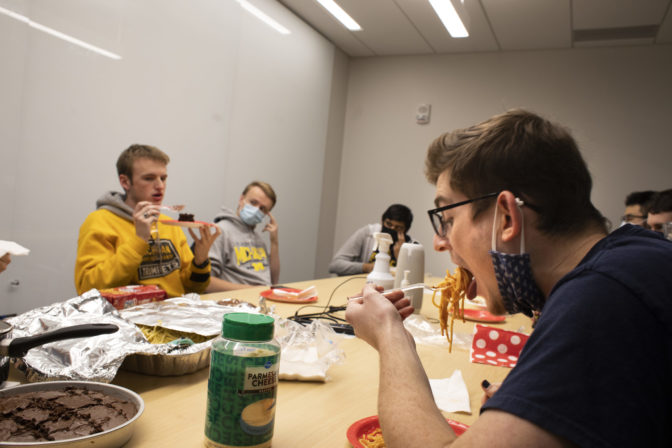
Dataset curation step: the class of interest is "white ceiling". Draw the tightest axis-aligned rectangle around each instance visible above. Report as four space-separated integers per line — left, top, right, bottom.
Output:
277 0 672 57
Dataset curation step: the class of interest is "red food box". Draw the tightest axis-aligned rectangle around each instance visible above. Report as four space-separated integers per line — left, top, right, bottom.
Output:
100 285 167 310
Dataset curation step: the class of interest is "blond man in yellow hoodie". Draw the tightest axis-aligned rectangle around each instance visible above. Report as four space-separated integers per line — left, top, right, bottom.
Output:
75 144 220 297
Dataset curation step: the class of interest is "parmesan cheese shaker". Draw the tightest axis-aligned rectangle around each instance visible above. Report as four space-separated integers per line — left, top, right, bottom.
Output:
204 313 280 448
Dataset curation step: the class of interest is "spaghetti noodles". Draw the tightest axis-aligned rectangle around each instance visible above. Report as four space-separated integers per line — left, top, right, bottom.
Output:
137 323 213 345
359 427 385 447
431 267 473 352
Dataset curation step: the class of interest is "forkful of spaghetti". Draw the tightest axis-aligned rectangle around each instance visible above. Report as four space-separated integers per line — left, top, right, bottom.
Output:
432 267 473 352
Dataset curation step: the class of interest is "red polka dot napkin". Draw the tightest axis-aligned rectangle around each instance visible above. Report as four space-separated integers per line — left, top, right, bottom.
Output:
470 324 529 368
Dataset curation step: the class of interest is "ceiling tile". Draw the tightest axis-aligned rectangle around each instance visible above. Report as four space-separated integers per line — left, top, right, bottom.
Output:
336 0 434 55
482 0 571 50
277 0 670 56
396 0 500 54
573 0 670 30
279 0 375 56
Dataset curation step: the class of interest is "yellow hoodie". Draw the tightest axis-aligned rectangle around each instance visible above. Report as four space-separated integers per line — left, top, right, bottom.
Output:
75 193 210 297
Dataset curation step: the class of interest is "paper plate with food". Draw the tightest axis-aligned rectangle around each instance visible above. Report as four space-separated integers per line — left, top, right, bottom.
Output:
347 415 468 447
159 212 216 228
259 286 318 303
461 307 506 323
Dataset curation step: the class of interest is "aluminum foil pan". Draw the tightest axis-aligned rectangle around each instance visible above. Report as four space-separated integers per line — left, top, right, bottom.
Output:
119 348 211 376
0 380 143 447
7 291 266 381
118 296 261 376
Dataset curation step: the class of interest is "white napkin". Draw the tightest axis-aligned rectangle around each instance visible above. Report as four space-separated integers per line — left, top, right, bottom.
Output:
429 369 471 414
0 240 30 257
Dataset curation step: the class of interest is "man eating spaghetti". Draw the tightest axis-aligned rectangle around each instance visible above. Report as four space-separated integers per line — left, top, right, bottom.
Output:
346 109 672 447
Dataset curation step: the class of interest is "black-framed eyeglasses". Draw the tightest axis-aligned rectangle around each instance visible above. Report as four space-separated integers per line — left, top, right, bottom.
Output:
621 214 646 223
427 191 541 237
427 192 498 237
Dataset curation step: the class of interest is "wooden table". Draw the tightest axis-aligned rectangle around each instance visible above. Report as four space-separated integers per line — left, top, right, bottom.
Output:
25 276 532 447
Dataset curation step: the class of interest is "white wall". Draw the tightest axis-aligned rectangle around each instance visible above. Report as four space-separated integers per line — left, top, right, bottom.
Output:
333 45 672 279
0 0 340 314
314 49 349 278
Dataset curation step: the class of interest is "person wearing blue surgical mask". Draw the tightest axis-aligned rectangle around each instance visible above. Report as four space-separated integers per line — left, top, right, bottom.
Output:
346 109 672 447
207 181 279 291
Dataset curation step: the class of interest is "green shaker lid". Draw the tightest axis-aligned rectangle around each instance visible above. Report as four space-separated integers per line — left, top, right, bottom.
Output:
222 313 275 341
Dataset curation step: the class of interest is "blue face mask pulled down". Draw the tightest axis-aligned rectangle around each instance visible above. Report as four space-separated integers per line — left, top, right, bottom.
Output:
240 203 265 226
488 198 545 318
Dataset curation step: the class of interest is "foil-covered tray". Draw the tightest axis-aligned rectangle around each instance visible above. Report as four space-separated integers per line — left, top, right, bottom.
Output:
7 291 265 381
0 380 144 447
118 296 260 376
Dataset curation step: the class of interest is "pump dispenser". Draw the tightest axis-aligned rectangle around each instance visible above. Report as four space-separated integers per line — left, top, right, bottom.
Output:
395 242 425 312
366 232 395 290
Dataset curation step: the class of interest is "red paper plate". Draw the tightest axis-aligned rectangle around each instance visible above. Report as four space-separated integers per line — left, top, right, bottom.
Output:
259 288 318 303
347 415 468 447
459 308 506 323
159 219 215 228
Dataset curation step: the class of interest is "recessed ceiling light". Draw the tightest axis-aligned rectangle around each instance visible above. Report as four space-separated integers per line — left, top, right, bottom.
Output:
237 0 291 35
315 0 362 31
0 5 121 59
428 0 469 38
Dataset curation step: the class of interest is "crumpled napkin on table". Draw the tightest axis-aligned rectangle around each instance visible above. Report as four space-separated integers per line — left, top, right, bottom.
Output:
0 240 30 257
429 369 471 414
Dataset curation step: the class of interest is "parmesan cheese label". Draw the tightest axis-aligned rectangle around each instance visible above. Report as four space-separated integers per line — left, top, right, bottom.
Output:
205 340 279 448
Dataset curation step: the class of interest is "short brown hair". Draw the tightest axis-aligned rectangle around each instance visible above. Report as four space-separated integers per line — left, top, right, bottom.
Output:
242 181 277 208
116 144 170 178
425 109 606 235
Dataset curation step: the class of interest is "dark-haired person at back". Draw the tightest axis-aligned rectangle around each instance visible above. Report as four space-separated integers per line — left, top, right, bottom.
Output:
75 144 221 297
622 190 655 227
329 204 416 276
646 189 672 237
346 110 672 447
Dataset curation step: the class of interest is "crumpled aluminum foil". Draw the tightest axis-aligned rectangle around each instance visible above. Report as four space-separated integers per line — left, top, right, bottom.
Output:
8 289 345 383
118 295 260 337
7 290 263 383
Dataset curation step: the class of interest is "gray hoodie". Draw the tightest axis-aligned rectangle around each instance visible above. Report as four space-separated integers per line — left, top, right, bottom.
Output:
328 223 381 276
208 206 271 286
96 191 133 220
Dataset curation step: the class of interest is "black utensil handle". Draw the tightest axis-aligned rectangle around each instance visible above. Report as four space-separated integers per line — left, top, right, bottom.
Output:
3 323 119 357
